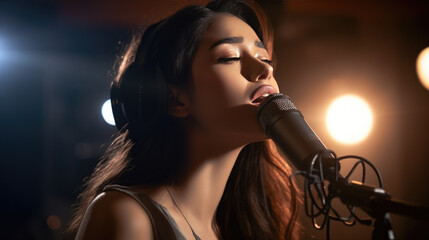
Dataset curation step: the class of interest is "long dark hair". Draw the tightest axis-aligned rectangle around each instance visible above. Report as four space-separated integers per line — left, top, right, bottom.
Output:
67 0 300 239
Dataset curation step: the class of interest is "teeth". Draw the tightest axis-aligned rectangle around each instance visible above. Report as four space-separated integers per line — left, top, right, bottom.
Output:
262 93 270 97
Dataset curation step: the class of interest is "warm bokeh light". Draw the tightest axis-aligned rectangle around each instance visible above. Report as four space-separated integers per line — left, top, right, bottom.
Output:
101 99 115 126
46 215 61 230
417 46 429 91
326 95 373 145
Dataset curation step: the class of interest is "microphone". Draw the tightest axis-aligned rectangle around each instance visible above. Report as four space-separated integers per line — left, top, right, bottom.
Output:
257 93 335 174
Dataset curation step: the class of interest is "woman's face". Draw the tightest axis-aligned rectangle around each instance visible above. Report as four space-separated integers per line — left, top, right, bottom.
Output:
186 14 279 143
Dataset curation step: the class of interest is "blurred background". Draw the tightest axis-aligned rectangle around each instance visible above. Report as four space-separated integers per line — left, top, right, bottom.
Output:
0 0 428 239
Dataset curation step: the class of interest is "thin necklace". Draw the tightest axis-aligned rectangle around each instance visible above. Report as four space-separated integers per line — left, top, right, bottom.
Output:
166 186 201 240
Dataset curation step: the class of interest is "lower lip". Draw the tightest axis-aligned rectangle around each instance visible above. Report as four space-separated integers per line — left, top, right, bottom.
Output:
251 94 270 105
251 99 264 106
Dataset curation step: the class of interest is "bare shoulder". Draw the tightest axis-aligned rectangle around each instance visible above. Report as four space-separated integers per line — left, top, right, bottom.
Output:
75 190 153 240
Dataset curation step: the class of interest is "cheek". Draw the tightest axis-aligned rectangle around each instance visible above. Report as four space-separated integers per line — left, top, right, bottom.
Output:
190 64 249 128
193 65 247 110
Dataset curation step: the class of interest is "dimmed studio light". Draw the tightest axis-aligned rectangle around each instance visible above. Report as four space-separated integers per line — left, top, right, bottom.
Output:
101 99 115 126
326 94 373 145
46 215 61 230
417 46 429 91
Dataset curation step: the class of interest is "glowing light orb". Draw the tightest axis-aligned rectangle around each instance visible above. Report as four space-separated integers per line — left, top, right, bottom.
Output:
326 95 373 144
417 46 429 91
101 99 115 126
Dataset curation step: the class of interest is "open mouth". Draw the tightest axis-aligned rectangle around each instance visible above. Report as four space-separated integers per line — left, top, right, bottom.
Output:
251 85 277 105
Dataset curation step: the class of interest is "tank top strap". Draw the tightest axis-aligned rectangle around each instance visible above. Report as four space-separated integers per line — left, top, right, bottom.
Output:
103 184 181 240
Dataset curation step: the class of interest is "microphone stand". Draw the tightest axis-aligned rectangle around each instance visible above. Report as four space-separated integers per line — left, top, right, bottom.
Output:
292 151 429 240
328 178 429 240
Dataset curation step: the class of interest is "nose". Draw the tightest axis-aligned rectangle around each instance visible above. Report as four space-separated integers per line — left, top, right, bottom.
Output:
242 56 273 82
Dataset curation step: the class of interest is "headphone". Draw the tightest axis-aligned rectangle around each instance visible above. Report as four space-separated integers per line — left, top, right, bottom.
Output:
110 64 170 137
110 63 143 131
110 20 169 133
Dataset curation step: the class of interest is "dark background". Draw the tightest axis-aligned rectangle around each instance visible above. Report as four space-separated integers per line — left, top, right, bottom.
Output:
0 0 428 239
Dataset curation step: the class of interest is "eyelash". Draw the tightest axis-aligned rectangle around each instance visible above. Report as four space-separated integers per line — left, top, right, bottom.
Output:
218 57 273 65
218 57 240 64
262 59 273 65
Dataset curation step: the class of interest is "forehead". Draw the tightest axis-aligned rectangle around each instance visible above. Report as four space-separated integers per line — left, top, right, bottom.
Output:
200 14 260 47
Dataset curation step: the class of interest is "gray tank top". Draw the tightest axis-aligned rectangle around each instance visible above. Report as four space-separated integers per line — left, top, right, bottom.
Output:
103 185 187 240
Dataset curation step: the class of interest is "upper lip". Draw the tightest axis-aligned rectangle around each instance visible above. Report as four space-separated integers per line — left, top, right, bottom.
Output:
251 85 277 104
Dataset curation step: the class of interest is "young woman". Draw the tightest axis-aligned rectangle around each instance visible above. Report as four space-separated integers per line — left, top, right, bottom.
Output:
67 0 300 239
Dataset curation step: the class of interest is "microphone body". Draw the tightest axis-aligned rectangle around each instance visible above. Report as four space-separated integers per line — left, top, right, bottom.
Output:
257 93 333 172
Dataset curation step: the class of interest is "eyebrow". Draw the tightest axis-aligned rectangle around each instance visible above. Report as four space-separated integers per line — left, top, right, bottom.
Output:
208 37 267 50
254 40 266 49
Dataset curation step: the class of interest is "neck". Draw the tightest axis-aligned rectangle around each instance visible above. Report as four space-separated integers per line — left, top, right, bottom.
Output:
168 129 247 230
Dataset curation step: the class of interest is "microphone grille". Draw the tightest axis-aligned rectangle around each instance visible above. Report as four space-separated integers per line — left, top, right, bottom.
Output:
257 93 296 128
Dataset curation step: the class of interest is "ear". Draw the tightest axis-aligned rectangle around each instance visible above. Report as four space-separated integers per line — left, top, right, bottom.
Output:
168 86 190 117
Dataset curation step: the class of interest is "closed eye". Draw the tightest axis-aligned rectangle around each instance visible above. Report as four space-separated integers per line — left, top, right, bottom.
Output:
217 57 272 66
261 59 273 65
218 57 240 64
